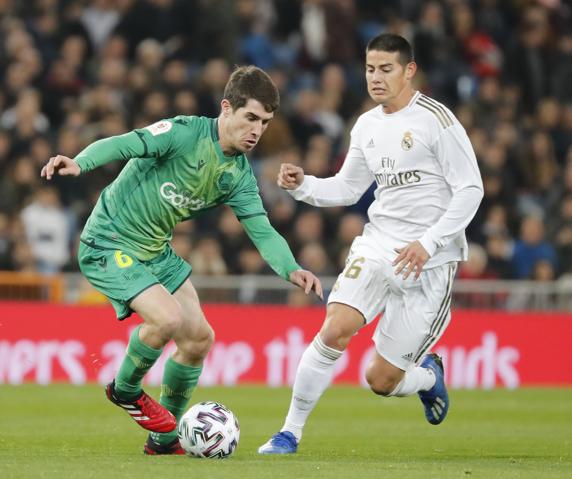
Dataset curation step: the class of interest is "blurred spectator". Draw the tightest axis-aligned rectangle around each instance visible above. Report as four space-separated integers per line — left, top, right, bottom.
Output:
458 243 497 280
189 236 228 276
552 29 572 103
330 212 365 260
548 193 572 275
288 88 325 149
0 213 13 269
511 215 557 279
485 233 513 279
80 0 121 52
217 207 249 274
457 242 506 308
504 5 554 113
196 58 231 118
517 131 559 214
20 186 71 274
298 242 335 276
532 259 556 282
292 210 325 251
237 246 271 303
1 155 39 213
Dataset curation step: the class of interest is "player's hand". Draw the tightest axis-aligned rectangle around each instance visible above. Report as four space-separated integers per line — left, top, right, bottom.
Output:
40 155 81 180
277 163 304 190
392 240 429 280
289 269 324 301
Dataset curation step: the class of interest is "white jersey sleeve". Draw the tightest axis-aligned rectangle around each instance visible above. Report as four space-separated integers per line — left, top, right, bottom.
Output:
288 127 374 207
418 123 484 256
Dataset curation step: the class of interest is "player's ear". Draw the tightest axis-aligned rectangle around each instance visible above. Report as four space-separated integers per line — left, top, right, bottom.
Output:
221 99 233 118
405 61 417 81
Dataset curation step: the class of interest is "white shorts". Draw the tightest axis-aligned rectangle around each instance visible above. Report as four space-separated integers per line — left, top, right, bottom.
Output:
328 250 457 372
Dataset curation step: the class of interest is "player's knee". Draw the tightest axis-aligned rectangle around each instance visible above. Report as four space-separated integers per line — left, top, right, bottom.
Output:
320 327 350 351
154 308 184 342
367 376 400 396
319 319 355 350
365 367 401 396
194 324 215 359
180 323 215 363
319 305 363 351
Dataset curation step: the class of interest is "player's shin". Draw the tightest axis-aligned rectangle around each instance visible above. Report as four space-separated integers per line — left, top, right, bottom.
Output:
114 325 163 400
151 357 202 446
387 366 436 397
282 335 343 442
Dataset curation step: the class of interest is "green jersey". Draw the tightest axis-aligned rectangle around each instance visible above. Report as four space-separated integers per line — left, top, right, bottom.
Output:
77 116 300 280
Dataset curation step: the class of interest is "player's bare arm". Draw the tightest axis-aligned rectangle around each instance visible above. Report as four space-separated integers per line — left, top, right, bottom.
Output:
289 269 324 301
277 163 304 190
393 240 430 280
40 155 81 180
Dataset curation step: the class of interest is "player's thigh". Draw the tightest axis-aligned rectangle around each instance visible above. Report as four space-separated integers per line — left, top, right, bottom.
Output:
374 262 457 371
78 241 162 320
327 251 390 326
129 283 183 330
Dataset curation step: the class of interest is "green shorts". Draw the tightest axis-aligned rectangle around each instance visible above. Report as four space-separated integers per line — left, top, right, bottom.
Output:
78 240 192 320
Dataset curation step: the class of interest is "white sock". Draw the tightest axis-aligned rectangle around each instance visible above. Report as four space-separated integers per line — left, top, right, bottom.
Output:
281 335 342 442
388 366 436 397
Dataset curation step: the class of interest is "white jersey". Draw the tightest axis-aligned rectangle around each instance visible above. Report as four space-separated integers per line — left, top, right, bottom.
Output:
289 91 484 269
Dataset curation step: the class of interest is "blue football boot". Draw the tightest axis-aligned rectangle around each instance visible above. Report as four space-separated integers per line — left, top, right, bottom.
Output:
258 431 298 454
418 353 449 425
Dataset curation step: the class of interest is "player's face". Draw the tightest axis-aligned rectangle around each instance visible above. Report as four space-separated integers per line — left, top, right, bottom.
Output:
222 98 274 153
365 50 415 105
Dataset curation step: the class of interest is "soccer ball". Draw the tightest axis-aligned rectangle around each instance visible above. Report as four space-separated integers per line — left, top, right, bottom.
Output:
178 401 240 459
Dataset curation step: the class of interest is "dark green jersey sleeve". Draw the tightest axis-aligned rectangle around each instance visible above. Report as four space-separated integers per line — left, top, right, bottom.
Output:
240 214 301 280
74 132 146 172
226 167 300 280
74 117 193 172
224 164 267 220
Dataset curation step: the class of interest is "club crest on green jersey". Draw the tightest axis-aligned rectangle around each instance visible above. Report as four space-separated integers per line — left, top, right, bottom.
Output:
217 172 233 192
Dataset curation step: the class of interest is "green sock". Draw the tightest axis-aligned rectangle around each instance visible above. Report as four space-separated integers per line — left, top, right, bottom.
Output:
114 325 163 401
151 357 202 446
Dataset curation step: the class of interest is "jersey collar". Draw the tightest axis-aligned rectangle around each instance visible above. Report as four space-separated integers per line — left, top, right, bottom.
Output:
379 90 420 117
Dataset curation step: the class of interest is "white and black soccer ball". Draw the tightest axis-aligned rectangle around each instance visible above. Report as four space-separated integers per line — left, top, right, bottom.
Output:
178 401 240 459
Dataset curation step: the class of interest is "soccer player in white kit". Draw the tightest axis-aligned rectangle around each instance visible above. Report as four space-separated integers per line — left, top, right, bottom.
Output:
259 33 484 454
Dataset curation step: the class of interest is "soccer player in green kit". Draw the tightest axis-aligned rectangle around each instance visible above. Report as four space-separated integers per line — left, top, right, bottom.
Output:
41 66 323 455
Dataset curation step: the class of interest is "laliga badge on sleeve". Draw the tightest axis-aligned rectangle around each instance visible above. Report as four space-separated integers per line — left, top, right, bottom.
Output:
146 120 173 136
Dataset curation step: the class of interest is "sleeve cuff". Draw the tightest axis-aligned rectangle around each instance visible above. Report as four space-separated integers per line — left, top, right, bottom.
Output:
287 177 311 200
418 233 437 257
286 264 302 279
73 158 84 174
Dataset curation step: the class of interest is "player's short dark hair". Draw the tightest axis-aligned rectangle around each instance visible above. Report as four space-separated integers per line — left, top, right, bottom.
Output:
366 34 414 66
223 66 280 113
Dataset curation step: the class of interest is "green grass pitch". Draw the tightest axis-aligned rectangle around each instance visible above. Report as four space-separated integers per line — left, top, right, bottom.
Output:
0 385 570 478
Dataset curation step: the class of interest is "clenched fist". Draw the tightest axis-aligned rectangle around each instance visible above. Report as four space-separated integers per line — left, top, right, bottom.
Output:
277 163 304 190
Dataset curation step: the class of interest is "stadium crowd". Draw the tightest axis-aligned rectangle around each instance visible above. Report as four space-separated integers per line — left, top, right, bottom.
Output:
0 0 571 303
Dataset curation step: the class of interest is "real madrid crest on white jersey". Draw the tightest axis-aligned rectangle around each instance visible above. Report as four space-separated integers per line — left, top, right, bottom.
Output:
401 131 413 150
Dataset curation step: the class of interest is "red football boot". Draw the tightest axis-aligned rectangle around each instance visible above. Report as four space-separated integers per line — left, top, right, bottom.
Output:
144 436 186 455
105 380 176 433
